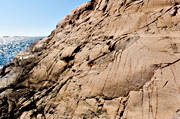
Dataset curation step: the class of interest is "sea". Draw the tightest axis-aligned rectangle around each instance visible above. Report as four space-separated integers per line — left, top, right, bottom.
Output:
0 36 44 68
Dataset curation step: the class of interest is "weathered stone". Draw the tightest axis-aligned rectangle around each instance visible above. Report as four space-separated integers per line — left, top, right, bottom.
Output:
1 0 180 118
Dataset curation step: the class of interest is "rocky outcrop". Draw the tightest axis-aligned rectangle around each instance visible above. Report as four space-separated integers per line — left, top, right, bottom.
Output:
1 0 180 118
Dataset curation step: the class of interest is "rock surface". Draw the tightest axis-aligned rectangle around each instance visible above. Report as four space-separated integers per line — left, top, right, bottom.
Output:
1 0 180 118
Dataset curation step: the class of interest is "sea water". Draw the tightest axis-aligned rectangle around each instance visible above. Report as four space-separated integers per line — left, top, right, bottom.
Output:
0 36 43 68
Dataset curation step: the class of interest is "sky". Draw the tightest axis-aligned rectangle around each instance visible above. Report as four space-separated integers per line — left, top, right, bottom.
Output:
0 0 88 36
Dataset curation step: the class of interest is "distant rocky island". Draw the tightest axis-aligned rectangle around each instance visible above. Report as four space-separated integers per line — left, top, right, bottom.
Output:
1 0 180 119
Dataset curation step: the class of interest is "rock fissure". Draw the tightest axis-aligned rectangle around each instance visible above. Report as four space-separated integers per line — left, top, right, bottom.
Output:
1 0 180 118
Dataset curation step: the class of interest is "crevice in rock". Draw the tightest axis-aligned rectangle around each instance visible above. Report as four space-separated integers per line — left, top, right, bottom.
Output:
1 0 180 118
119 96 129 119
14 83 58 118
116 5 175 38
0 62 15 78
154 58 180 69
124 0 144 11
171 6 178 16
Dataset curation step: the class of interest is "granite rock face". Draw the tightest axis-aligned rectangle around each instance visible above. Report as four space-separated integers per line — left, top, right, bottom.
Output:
1 0 180 118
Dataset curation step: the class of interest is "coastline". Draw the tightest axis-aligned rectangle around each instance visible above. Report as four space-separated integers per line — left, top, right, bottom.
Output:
0 36 45 69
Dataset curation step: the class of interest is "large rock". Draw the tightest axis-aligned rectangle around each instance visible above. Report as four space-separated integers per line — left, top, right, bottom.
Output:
1 0 180 118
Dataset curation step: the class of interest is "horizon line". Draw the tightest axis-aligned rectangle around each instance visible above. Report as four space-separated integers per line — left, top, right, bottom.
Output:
0 35 47 37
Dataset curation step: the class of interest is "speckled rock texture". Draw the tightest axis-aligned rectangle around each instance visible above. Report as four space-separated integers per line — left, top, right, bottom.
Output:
1 0 180 118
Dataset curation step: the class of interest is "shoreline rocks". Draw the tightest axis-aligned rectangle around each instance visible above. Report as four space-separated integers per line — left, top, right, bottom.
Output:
1 0 180 118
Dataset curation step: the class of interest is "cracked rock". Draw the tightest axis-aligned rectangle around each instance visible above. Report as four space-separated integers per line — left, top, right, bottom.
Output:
1 0 180 119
